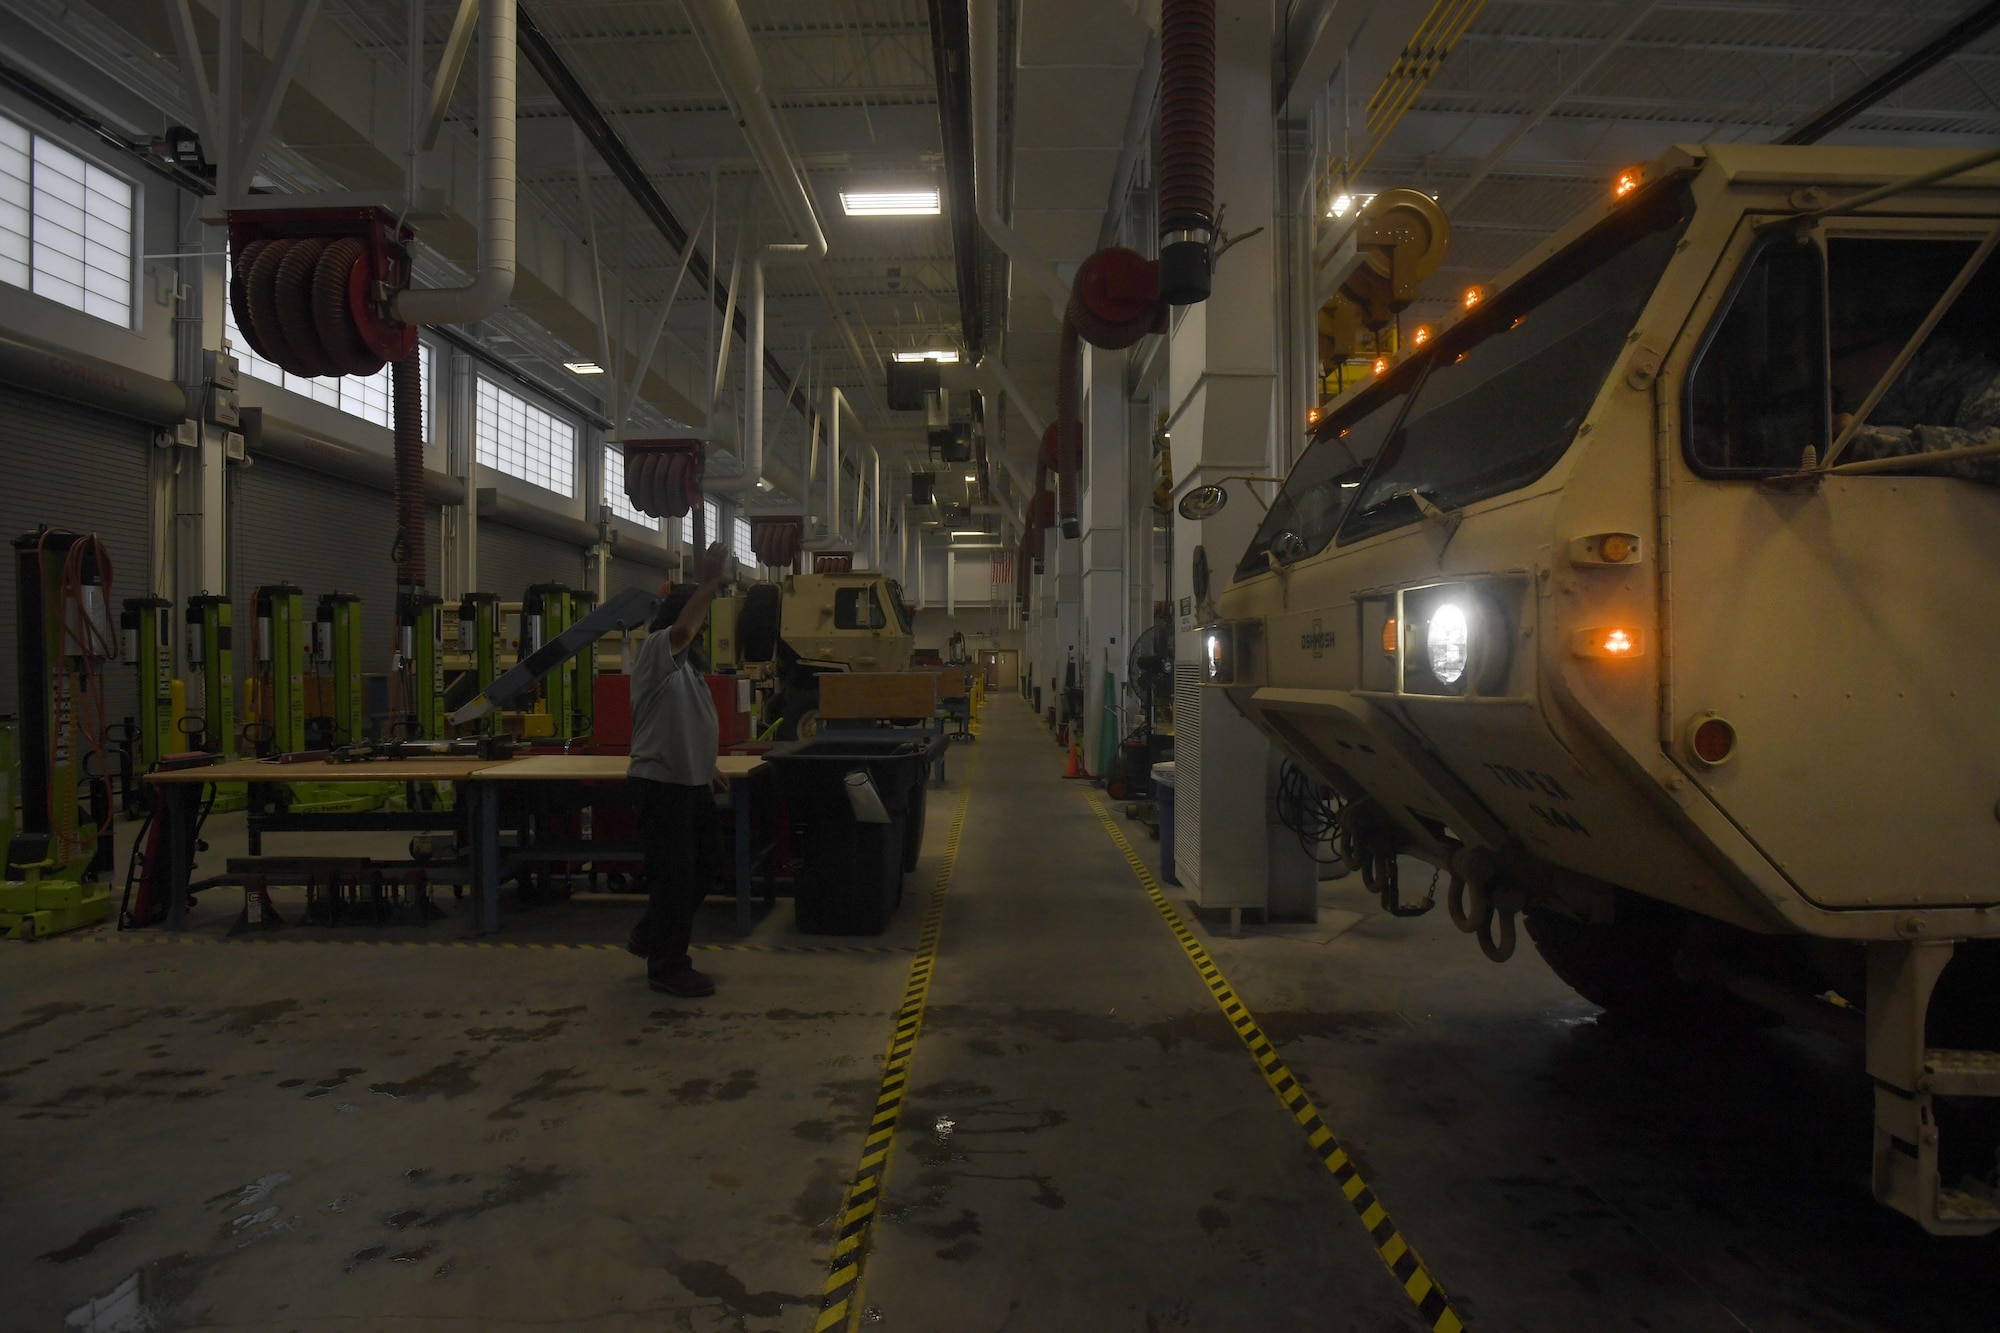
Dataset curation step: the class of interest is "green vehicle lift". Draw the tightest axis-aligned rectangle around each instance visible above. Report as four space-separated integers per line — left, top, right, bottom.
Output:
523 583 574 737
251 585 385 817
4 530 114 939
570 588 598 738
185 593 246 812
314 592 365 746
458 593 502 732
120 595 179 801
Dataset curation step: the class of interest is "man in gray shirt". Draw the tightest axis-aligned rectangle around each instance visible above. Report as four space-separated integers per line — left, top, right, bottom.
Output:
626 541 728 995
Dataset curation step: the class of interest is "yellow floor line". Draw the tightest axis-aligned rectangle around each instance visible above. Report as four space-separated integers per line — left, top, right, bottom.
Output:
1085 790 1468 1333
815 762 975 1333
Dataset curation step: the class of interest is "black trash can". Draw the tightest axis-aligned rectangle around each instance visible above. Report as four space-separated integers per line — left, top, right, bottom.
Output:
768 735 943 935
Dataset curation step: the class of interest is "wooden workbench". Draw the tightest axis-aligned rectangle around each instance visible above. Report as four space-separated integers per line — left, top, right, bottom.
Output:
146 757 503 784
461 751 772 933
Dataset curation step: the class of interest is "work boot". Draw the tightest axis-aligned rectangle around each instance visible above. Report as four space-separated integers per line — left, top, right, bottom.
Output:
648 966 716 998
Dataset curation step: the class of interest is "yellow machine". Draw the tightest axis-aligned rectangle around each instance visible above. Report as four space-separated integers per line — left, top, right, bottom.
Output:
1198 144 2000 1235
737 570 917 737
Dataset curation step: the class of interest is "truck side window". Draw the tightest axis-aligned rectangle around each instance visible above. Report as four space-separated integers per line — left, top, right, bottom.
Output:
1829 236 2000 481
833 588 865 629
865 589 887 629
1686 236 1826 474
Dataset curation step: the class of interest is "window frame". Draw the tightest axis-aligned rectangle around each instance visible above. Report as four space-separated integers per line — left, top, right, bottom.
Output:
1680 229 1830 479
1680 216 2000 481
474 372 580 498
0 107 141 331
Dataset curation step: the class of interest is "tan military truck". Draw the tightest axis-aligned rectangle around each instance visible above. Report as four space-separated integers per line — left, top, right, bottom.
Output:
737 569 917 736
1194 144 2000 1235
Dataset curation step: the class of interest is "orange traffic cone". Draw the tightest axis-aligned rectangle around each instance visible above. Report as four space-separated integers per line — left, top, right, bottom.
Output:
1063 742 1084 779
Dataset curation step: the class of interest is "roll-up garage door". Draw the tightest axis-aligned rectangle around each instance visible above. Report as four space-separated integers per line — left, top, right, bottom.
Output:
232 458 441 671
478 521 587 600
607 555 670 599
0 383 152 730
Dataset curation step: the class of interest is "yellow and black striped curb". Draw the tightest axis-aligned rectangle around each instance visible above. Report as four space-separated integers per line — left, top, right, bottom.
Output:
816 760 975 1333
51 934 911 955
1085 791 1468 1333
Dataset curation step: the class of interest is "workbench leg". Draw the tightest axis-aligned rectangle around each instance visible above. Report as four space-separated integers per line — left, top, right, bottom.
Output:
164 784 196 931
732 778 752 936
473 784 501 934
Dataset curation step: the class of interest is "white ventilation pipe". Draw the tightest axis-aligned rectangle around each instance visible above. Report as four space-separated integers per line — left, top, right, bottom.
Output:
393 0 516 325
969 0 1069 318
870 444 883 570
686 0 829 494
821 385 866 546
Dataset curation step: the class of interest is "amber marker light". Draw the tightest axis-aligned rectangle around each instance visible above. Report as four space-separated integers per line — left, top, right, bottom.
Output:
1614 166 1644 199
1463 286 1483 309
1307 407 1321 428
1571 626 1645 659
1411 325 1432 347
1372 356 1388 376
1381 617 1399 654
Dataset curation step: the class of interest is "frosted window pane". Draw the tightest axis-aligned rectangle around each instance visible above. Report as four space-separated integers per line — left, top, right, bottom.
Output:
476 377 576 497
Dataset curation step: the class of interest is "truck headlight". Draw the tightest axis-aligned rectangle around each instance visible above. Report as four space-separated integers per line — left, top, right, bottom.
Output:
1426 603 1470 686
1203 625 1235 684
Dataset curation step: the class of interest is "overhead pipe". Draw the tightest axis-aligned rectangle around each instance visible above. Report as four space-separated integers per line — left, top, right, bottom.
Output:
822 385 867 546
969 0 1070 318
684 0 829 494
392 0 515 325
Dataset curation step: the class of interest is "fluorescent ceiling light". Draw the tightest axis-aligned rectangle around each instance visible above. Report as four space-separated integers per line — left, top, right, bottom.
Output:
892 350 959 363
963 473 976 481
563 361 604 375
950 530 988 537
841 190 940 216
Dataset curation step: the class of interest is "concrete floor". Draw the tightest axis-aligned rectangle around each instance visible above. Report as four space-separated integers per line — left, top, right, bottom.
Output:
4 698 1998 1331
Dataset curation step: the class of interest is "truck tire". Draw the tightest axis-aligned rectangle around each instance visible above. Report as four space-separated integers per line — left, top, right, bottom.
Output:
739 583 780 663
1524 903 1764 1026
776 690 820 741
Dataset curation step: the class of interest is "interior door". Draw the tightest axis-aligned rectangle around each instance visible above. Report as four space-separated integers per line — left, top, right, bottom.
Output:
1664 217 2000 909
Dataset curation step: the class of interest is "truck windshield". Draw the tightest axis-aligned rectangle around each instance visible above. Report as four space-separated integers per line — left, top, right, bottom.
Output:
883 582 913 633
1236 381 1410 578
1334 184 1693 545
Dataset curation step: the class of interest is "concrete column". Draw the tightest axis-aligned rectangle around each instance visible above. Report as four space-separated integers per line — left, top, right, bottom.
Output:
1080 342 1128 772
1164 0 1280 910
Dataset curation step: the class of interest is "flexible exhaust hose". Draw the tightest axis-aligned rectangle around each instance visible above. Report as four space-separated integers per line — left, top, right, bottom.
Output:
392 349 426 588
1157 0 1216 305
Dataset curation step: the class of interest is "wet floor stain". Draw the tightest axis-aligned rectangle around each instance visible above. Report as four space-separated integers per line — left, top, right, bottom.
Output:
0 1000 87 1040
464 1019 572 1044
392 1164 567 1230
671 1069 758 1105
206 998 301 1035
389 1241 438 1265
488 1068 608 1121
1196 1204 1231 1236
369 1061 479 1101
669 1256 807 1318
40 1206 155 1263
345 1243 387 1273
304 1068 365 1099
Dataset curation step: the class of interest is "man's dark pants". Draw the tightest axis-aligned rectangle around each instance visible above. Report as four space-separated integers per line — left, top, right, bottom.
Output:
631 777 716 974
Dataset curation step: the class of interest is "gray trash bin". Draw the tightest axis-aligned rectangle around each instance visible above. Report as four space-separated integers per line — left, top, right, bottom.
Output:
1151 762 1178 886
